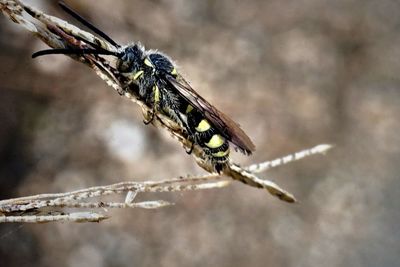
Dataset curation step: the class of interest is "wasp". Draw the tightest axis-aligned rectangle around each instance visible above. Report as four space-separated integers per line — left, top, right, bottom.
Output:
32 2 256 172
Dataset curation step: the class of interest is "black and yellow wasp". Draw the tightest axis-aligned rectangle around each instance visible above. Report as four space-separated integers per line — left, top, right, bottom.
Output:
33 2 255 172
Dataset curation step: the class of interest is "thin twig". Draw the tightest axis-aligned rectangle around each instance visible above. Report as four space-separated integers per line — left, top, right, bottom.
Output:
0 212 109 223
0 144 330 222
247 144 333 173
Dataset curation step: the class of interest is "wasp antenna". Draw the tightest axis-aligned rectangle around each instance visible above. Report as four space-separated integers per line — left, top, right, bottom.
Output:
32 48 119 58
32 48 70 58
58 1 120 48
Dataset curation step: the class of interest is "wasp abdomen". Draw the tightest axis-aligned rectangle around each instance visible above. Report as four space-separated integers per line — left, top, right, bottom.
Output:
185 104 230 172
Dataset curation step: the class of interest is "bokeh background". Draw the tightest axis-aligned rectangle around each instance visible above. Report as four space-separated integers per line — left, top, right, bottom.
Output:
1 0 399 266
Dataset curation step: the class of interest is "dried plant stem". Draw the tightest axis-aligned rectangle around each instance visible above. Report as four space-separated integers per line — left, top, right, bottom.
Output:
1 212 109 223
0 145 331 223
247 144 333 173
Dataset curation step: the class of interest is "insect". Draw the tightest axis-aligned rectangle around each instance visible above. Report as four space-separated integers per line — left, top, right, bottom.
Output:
32 2 256 172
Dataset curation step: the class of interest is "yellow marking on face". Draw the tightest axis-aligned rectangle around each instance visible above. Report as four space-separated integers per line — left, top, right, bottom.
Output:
185 105 193 114
195 119 211 132
206 134 225 149
133 70 144 80
153 85 160 103
171 67 177 75
144 58 154 68
212 149 229 158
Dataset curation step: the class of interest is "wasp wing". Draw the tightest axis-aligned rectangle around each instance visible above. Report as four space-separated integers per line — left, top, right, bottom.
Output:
164 74 255 155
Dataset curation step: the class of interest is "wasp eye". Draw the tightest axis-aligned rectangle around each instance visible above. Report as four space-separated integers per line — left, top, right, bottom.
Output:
118 60 130 72
117 45 144 73
116 52 132 72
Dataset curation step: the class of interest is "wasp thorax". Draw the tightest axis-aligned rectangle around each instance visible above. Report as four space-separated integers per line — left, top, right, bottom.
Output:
146 53 176 75
117 44 144 73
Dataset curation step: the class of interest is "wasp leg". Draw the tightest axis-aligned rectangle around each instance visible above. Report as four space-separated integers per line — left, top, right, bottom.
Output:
144 85 162 125
143 111 155 125
186 142 194 154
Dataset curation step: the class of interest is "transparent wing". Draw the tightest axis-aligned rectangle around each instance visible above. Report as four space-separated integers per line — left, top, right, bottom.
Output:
165 75 255 154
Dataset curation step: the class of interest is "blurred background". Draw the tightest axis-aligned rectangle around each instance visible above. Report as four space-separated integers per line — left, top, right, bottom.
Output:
1 0 399 266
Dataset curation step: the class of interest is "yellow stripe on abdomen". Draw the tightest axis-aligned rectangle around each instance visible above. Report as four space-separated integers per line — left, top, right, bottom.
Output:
195 119 211 132
212 149 229 158
185 105 193 114
205 134 225 149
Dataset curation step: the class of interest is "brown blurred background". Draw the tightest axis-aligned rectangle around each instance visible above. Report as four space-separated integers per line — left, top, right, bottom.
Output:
1 0 399 266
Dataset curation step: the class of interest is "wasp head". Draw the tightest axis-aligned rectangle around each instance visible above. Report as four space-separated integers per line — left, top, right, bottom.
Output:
117 44 144 73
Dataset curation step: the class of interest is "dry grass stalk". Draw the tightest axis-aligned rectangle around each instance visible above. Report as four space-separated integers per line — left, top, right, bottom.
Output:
0 144 332 223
